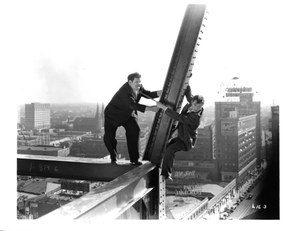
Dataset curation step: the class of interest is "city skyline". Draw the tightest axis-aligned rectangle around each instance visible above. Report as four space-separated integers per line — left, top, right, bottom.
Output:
1 0 283 108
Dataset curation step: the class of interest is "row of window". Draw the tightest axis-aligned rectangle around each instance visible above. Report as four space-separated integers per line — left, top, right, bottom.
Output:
224 162 236 167
217 154 236 159
239 130 255 140
239 153 255 169
239 142 255 154
239 147 255 161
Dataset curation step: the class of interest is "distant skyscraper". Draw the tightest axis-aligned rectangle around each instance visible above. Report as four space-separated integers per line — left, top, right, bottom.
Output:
94 103 102 133
271 106 279 162
101 103 105 126
216 114 257 185
25 103 51 130
215 78 260 185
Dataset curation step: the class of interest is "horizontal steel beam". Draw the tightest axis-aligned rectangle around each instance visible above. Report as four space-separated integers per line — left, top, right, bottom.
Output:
17 154 141 181
39 162 158 221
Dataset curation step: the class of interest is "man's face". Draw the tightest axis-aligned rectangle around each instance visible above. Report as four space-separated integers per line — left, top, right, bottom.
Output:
128 77 141 92
190 100 203 112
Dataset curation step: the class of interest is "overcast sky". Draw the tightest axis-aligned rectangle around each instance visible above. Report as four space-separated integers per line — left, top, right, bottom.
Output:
1 0 284 108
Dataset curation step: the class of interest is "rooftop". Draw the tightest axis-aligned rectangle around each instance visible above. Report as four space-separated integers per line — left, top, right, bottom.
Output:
17 180 60 195
18 146 64 151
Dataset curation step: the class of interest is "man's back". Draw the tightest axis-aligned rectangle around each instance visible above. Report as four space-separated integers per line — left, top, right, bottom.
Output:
104 82 134 126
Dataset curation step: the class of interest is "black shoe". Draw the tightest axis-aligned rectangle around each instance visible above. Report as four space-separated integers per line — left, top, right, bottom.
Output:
161 174 173 181
111 160 118 165
168 175 173 181
131 161 142 166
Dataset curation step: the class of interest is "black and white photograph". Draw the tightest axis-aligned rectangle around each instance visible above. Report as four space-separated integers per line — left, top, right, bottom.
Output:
0 0 282 230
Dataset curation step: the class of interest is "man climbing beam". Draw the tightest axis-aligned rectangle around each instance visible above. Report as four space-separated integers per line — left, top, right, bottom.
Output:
155 85 205 180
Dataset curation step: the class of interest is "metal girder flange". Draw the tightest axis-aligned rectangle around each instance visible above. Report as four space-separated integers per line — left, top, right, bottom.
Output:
143 4 207 164
39 162 157 221
17 154 139 181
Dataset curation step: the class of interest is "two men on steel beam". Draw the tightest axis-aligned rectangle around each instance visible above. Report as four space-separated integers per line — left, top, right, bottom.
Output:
103 72 204 181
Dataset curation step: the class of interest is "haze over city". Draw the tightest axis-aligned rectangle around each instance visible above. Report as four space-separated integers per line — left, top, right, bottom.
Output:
1 0 284 107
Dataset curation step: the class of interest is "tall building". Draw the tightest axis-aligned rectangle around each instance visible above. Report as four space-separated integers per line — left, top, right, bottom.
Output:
271 106 279 159
215 78 260 186
94 103 102 133
216 114 257 185
17 145 70 157
25 103 51 130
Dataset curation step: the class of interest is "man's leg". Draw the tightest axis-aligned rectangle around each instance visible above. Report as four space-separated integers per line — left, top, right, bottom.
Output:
161 138 185 179
123 117 140 163
103 119 118 162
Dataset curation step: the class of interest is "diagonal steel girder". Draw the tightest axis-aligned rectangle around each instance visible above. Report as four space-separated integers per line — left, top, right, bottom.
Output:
143 4 207 164
17 154 140 181
39 162 158 221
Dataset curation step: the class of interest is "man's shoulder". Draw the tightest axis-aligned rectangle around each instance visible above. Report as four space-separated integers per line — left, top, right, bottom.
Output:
187 110 203 121
119 82 131 92
115 82 132 96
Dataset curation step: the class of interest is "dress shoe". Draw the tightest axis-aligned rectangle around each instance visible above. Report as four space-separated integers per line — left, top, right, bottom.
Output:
167 175 173 181
161 174 173 181
111 160 118 165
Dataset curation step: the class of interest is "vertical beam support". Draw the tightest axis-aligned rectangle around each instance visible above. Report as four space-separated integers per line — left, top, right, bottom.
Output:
143 4 207 164
158 169 166 219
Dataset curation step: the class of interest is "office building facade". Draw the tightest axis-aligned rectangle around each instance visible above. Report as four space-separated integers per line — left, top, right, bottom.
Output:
216 114 257 184
271 106 279 158
25 103 51 130
215 80 259 186
215 97 261 165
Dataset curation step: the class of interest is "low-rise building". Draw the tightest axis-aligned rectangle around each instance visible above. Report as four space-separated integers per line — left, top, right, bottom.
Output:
17 145 70 157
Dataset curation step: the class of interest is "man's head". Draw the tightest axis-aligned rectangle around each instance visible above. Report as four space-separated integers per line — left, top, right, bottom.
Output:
128 72 141 92
190 95 204 112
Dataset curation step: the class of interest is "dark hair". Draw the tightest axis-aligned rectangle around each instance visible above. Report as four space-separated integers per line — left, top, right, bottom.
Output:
128 72 141 81
192 95 205 104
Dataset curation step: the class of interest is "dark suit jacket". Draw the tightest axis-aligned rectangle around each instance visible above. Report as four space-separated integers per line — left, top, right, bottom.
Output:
104 82 159 127
165 103 203 151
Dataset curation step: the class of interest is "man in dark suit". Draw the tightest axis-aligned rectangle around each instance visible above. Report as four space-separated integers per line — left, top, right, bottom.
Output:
156 87 204 180
104 72 161 165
